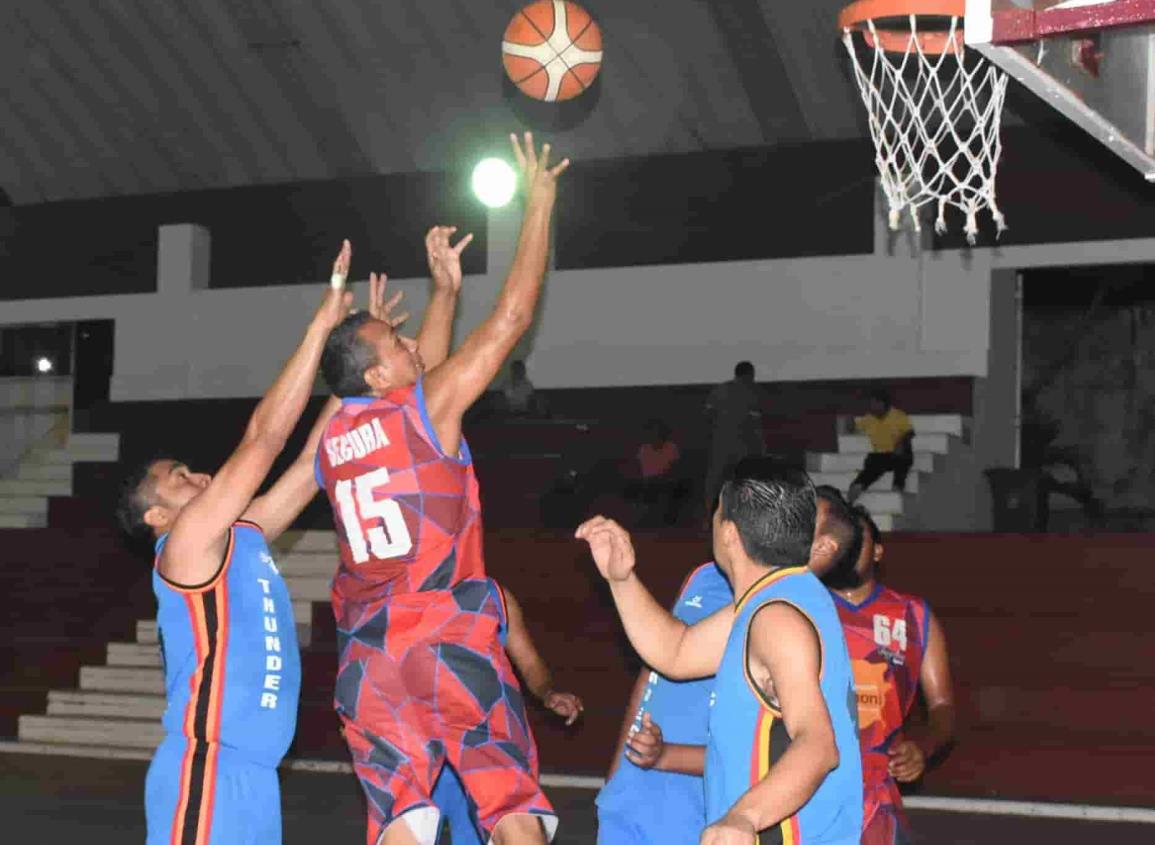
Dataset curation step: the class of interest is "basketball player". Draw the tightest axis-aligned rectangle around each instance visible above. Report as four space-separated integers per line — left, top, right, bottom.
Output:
822 507 955 845
594 483 862 844
315 133 567 845
434 580 584 845
116 244 362 844
596 561 733 845
577 458 862 845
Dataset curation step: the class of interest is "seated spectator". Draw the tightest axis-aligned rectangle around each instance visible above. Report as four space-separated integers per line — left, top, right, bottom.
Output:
626 419 689 526
848 389 914 504
502 359 549 417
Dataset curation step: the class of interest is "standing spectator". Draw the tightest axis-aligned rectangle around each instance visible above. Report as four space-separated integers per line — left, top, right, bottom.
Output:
503 359 548 417
627 419 688 526
703 361 765 510
848 389 914 504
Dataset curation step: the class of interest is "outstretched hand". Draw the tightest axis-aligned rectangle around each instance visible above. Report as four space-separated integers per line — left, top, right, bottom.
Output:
314 240 354 331
510 131 570 208
426 225 473 293
575 516 636 582
368 271 408 328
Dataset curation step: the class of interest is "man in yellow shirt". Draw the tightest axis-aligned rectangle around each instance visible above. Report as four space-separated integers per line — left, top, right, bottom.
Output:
848 390 915 504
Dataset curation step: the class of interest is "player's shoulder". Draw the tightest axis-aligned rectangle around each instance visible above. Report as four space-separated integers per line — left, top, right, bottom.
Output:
674 562 732 617
878 583 928 613
679 561 729 595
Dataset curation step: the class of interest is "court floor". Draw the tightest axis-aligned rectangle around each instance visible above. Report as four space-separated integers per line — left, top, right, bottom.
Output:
2 754 1152 843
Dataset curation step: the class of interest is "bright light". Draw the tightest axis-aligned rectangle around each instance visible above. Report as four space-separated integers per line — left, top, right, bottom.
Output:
35 357 53 374
472 158 517 209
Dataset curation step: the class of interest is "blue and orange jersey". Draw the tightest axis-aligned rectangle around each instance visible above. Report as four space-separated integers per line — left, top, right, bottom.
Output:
833 584 930 817
706 567 862 844
316 380 488 618
153 521 301 769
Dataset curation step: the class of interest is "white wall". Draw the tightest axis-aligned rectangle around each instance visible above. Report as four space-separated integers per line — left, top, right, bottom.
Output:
2 206 1155 401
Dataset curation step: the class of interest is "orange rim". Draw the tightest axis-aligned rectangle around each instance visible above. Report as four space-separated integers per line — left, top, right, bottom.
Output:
839 0 967 55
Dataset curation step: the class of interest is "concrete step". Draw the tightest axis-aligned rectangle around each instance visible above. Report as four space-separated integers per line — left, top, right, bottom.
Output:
0 512 46 528
873 512 899 532
0 739 152 762
47 690 165 720
807 451 936 474
68 433 120 451
0 495 50 515
0 478 71 497
26 444 118 465
284 576 332 603
278 553 337 580
809 471 920 495
18 714 162 749
14 462 72 481
80 666 163 695
273 531 338 555
838 433 953 455
856 490 912 516
908 414 966 437
107 642 161 668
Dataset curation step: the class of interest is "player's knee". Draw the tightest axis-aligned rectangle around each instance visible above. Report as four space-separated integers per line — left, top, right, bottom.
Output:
491 812 547 845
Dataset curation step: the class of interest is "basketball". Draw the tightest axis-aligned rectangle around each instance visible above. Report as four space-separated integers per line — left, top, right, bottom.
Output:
502 1 603 102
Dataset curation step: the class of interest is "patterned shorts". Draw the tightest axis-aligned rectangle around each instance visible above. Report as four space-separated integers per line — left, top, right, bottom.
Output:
335 581 556 845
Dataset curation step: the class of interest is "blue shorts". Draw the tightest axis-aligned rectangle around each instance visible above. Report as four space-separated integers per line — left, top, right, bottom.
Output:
145 736 281 845
432 765 484 845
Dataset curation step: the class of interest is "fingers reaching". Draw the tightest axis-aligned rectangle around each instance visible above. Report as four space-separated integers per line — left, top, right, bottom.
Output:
331 239 351 290
452 232 474 256
510 133 527 172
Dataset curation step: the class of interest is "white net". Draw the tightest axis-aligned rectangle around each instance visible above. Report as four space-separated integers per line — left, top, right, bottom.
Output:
842 16 1010 243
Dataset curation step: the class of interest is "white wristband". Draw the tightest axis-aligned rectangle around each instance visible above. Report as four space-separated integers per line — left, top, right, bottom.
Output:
330 273 346 290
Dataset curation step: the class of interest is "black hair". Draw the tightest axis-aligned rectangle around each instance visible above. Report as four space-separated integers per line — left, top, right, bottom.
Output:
814 485 864 583
856 505 882 545
869 388 892 408
734 361 755 379
115 454 180 541
321 311 378 398
719 456 815 568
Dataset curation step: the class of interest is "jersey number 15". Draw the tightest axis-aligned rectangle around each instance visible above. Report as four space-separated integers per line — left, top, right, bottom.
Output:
334 467 413 563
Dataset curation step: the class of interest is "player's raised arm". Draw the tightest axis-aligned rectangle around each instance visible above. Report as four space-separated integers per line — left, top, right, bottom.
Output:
416 225 473 371
500 584 584 725
576 516 732 680
702 603 839 842
423 133 569 455
158 244 353 584
891 610 955 782
243 273 410 543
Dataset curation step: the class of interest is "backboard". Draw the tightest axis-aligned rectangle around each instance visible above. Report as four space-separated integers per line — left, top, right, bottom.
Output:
966 0 1155 179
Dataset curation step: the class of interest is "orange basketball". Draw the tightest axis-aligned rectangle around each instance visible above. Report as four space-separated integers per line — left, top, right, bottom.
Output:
502 1 603 102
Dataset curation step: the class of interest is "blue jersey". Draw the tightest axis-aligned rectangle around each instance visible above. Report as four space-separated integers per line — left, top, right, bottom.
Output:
597 563 734 845
706 567 862 844
153 520 302 768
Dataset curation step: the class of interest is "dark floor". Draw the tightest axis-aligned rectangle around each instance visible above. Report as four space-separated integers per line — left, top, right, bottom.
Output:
2 754 1153 844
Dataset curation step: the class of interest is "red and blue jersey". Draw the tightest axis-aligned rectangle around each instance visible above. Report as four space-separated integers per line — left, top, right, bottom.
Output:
832 584 931 840
316 380 487 612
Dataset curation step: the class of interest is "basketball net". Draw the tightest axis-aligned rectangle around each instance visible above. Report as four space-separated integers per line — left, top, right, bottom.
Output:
842 16 1010 243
